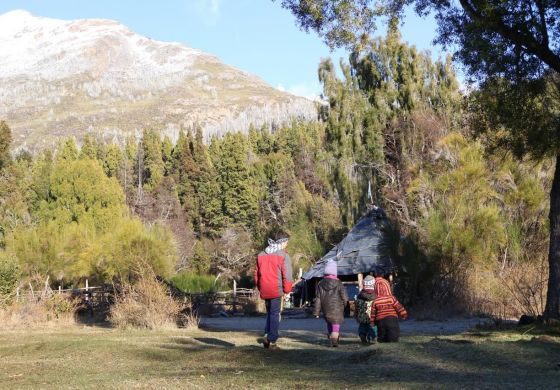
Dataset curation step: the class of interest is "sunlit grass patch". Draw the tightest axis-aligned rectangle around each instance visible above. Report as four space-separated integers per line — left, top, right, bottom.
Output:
0 325 559 389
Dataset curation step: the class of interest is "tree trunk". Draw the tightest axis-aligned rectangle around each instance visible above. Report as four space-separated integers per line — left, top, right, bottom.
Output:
544 155 560 321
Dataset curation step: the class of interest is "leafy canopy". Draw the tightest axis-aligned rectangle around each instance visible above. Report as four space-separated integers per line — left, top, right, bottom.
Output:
279 0 560 80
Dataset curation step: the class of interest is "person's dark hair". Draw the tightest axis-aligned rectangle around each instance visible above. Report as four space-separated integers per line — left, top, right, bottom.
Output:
373 269 384 277
271 229 289 241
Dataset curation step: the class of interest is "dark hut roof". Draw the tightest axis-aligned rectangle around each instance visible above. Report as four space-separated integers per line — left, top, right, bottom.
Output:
302 207 396 280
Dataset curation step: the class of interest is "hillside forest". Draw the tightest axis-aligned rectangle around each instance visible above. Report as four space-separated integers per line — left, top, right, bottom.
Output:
0 26 553 318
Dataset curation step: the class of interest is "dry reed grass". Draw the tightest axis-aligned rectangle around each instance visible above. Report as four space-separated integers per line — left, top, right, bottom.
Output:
451 261 548 320
109 275 188 330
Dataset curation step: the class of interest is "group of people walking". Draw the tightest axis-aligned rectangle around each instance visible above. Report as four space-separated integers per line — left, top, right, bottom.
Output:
254 234 408 350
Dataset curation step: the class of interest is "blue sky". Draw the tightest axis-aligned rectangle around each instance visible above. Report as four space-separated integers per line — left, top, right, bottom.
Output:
0 0 447 98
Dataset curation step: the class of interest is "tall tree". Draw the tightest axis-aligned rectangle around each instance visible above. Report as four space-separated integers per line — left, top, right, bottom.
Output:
211 133 258 229
0 160 32 248
278 0 560 320
172 130 198 228
58 138 79 161
38 159 126 231
161 136 174 176
103 144 124 178
140 129 165 190
79 134 98 160
192 127 220 234
0 121 12 171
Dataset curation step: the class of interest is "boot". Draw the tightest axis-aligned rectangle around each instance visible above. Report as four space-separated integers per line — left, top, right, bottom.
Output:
330 332 339 347
257 334 270 349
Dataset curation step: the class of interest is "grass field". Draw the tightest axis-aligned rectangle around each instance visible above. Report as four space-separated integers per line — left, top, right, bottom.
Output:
0 324 559 389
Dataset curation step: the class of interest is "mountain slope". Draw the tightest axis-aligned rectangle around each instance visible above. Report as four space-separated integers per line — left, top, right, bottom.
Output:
0 10 317 150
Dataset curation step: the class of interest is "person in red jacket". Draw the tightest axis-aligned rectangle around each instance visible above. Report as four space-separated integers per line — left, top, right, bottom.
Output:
254 233 293 350
371 275 408 342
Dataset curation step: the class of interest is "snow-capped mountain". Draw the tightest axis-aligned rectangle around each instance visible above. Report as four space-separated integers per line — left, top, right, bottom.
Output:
0 10 317 150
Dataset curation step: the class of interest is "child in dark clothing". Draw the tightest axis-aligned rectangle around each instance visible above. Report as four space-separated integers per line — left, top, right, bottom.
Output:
313 260 348 347
355 275 377 344
371 276 408 342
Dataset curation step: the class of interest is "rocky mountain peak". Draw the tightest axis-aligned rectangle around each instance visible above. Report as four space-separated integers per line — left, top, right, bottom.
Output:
0 10 317 151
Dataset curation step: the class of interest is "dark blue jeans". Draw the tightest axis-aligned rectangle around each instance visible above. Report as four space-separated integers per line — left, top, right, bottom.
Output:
264 297 282 343
358 323 377 342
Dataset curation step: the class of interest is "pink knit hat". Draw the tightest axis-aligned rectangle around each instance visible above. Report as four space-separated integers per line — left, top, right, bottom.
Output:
324 260 337 276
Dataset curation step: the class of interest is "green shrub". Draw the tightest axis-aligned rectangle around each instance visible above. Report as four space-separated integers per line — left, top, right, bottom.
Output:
0 251 20 305
7 218 176 285
170 273 225 293
44 294 80 320
190 241 212 275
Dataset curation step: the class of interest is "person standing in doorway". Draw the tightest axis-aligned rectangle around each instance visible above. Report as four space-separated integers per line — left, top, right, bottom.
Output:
254 232 293 350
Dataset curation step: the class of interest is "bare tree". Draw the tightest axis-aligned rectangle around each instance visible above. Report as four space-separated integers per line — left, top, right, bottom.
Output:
210 226 254 281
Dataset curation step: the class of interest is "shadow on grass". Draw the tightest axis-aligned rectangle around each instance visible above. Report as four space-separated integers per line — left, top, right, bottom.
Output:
73 311 112 328
142 329 560 388
193 337 235 348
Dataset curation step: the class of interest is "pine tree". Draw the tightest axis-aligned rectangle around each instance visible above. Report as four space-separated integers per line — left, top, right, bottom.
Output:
212 133 258 229
191 127 220 234
103 144 124 178
140 129 165 190
161 136 174 176
317 25 460 226
30 150 54 211
79 134 98 160
0 121 12 171
123 137 137 198
172 130 197 227
58 138 79 161
0 159 33 248
38 159 126 231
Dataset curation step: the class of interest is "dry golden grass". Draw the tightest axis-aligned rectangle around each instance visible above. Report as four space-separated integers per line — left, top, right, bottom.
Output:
0 323 559 389
0 294 80 329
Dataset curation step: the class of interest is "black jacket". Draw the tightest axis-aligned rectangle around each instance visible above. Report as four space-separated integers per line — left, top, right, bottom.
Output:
313 278 348 324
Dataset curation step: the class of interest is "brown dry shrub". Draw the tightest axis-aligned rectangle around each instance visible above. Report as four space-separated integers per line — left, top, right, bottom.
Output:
0 294 80 328
453 261 547 319
179 307 200 330
109 276 185 329
409 258 547 321
494 262 547 319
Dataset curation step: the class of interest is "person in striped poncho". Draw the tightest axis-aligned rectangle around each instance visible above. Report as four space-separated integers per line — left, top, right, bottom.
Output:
371 276 408 342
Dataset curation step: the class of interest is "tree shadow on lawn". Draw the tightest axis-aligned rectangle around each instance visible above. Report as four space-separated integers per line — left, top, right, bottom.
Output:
148 331 560 387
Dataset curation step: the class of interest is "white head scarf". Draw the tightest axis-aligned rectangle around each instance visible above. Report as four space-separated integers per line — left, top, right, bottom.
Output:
265 237 288 254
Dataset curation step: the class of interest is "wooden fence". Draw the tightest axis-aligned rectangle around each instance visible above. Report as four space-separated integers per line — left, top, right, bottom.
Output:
13 279 258 316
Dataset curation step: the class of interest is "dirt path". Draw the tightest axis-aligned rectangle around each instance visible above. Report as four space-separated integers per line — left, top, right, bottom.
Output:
200 315 488 339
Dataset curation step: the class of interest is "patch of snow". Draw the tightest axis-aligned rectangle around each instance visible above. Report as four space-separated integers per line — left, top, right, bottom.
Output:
0 9 205 87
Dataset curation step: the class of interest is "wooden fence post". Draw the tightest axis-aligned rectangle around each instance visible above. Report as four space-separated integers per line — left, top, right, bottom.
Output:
357 273 364 291
233 279 237 313
58 286 62 294
85 279 89 303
